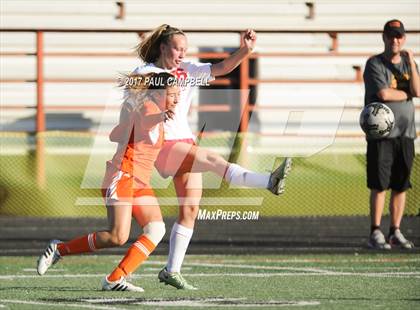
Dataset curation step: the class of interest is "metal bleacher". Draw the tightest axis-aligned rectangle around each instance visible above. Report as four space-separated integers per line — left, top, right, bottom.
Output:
1 0 419 138
1 0 419 29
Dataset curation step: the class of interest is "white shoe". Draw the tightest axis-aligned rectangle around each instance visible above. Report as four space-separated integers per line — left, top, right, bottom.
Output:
101 276 144 292
268 158 293 195
389 229 414 249
368 229 391 250
37 240 62 275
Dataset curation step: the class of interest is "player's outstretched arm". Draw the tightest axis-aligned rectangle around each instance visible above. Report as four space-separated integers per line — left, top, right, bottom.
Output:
210 29 256 77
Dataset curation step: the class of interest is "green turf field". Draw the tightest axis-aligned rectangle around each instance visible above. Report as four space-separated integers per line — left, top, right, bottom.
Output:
0 254 419 309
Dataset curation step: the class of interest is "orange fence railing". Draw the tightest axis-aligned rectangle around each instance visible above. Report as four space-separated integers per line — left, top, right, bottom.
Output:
1 28 419 134
1 28 420 187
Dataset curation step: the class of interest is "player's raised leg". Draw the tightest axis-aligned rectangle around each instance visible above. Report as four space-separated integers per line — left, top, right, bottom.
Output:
267 157 293 195
153 142 293 289
160 142 293 195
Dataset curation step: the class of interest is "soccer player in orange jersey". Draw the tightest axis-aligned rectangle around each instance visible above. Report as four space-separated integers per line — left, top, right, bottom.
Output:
37 72 179 292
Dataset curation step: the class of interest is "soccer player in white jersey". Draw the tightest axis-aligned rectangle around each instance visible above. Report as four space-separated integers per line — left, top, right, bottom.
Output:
132 24 292 289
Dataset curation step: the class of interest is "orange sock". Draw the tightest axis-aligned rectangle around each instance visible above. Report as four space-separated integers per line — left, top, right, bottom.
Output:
57 233 97 256
107 235 156 282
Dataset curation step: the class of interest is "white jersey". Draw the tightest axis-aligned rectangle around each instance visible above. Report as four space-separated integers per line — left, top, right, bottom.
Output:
133 62 214 140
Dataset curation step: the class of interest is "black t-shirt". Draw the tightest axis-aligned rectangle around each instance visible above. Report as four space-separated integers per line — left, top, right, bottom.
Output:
363 53 417 139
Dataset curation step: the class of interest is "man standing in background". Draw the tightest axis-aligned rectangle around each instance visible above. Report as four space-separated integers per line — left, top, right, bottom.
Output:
363 19 419 249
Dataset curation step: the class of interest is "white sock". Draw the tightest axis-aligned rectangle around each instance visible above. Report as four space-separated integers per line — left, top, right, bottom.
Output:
224 163 269 188
166 222 193 273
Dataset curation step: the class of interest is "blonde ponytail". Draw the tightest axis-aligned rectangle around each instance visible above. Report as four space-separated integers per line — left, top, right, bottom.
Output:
135 24 185 63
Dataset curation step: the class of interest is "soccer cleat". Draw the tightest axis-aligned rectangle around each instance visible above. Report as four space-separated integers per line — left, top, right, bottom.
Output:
158 267 197 290
101 276 144 292
389 229 414 249
37 239 62 275
268 157 293 195
368 229 391 250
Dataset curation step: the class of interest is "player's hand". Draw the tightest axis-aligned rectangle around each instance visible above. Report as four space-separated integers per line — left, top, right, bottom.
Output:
401 50 415 63
163 109 175 122
241 29 257 52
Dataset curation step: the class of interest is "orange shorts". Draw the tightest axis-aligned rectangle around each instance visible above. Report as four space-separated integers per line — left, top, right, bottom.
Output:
101 162 155 206
155 138 196 178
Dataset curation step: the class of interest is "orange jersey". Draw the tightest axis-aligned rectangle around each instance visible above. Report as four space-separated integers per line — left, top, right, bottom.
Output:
109 100 164 186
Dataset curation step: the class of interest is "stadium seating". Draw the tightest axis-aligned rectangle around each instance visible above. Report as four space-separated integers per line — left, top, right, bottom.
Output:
1 0 419 136
1 0 419 29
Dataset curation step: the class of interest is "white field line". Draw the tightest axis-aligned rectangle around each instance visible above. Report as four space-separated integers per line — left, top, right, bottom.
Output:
83 298 138 304
194 258 420 264
0 299 123 310
2 259 419 279
142 260 329 273
314 266 420 270
144 260 340 274
134 301 321 307
3 251 420 265
1 271 420 280
181 262 331 273
22 268 66 272
143 267 192 271
83 297 321 308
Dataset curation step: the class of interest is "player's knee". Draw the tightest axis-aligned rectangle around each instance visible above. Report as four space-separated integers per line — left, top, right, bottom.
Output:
203 151 220 167
180 194 202 208
143 221 166 245
180 205 200 221
109 231 129 247
206 151 219 162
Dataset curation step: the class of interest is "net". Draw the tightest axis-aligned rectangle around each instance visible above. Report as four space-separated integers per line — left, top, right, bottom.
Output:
1 131 418 218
